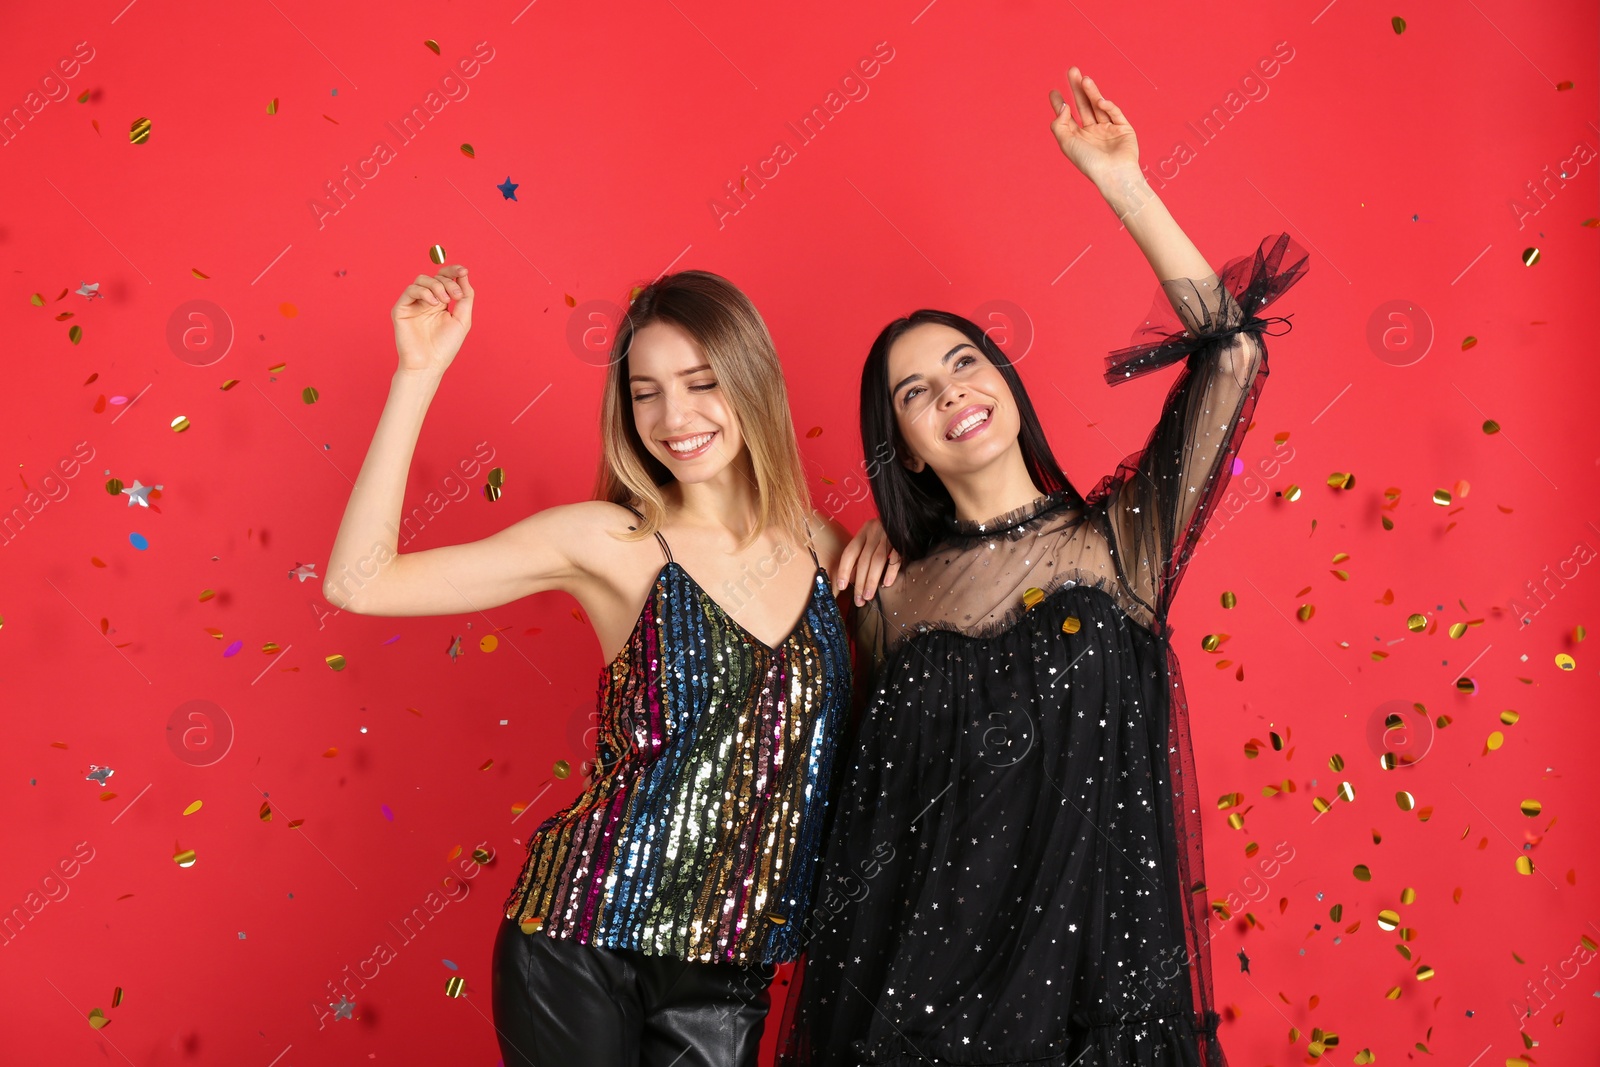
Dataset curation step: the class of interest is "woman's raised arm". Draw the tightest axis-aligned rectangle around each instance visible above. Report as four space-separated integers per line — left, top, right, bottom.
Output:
323 265 595 617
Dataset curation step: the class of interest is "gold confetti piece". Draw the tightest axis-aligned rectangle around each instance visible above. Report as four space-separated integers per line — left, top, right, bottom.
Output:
479 759 494 771
1328 753 1345 772
171 415 191 432
1337 781 1355 803
1396 791 1414 810
301 386 319 404
1022 587 1044 609
1515 856 1535 875
805 426 823 438
259 801 272 821
106 478 124 495
520 918 544 933
1406 613 1427 632
88 1008 108 1029
182 800 203 816
1521 247 1541 267
262 642 281 654
424 40 441 55
1296 604 1315 622
564 293 577 307
1201 634 1221 651
1447 622 1468 639
130 117 151 144
1499 708 1518 725
111 987 123 1007
1377 909 1400 931
69 325 83 344
1354 1050 1374 1064
1220 590 1236 609
268 361 288 373
1061 616 1081 634
1431 488 1451 506
1391 15 1406 33
1486 731 1503 750
445 975 465 997
488 467 505 488
1555 653 1575 670
174 848 197 867
1352 864 1371 881
326 654 347 670
220 379 240 390
1455 676 1476 694
267 98 278 115
323 747 339 757
198 589 215 602
1332 569 1349 581
1216 792 1244 810
553 759 571 779
473 848 493 865
460 143 475 158
1311 797 1331 814
1326 472 1354 490
287 818 304 829
1520 799 1542 816
479 635 498 652
1461 335 1478 350
1282 484 1301 501
429 245 447 265
191 268 210 280
1575 625 1587 642
484 483 502 502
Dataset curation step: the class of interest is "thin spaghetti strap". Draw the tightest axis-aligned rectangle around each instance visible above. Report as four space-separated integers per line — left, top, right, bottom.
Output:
620 502 673 564
802 518 820 567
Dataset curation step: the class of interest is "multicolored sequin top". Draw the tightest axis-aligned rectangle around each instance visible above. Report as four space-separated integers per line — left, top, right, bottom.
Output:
502 509 852 965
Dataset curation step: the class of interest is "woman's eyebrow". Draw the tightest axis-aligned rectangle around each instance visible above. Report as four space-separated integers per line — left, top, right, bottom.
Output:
890 343 974 395
628 363 713 383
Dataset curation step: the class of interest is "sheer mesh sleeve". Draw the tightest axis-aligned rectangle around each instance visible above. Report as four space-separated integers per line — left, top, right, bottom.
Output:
1087 232 1309 629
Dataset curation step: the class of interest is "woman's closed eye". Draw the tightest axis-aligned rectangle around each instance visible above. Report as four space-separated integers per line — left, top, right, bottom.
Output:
632 381 718 403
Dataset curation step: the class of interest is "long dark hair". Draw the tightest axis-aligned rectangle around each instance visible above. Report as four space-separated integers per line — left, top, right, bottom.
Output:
860 309 1080 560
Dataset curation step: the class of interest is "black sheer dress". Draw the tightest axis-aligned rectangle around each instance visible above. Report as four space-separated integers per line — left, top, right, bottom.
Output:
777 233 1310 1066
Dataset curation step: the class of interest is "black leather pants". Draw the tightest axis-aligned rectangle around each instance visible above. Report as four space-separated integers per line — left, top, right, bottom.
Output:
491 916 774 1067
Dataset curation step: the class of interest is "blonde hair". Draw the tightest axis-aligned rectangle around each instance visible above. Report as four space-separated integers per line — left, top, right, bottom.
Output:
592 270 813 552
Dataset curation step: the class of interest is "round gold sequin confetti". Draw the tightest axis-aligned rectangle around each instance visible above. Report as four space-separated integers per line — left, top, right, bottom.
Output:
1282 484 1301 502
326 654 347 671
1447 622 1468 639
1431 488 1451 506
1500 709 1520 725
445 976 465 997
460 143 475 158
1482 419 1499 433
1485 731 1503 750
182 800 203 815
1220 590 1236 609
1555 653 1575 670
1406 614 1427 632
1521 247 1541 267
485 484 502 502
1326 472 1354 490
301 386 319 404
1022 587 1044 610
1337 781 1355 802
424 40 441 55
1454 676 1476 694
1329 753 1345 771
130 117 151 144
171 415 191 433
106 478 124 495
1352 864 1371 881
1296 604 1315 622
1395 791 1414 810
479 635 498 652
1520 799 1542 816
520 918 544 933
1415 964 1434 981
1462 335 1478 350
1377 909 1400 931
553 759 571 779
174 847 197 867
473 848 492 865
1201 634 1222 651
266 98 279 115
1061 616 1080 634
87 1008 109 1029
1515 856 1535 875
488 467 505 488
429 244 448 265
1390 15 1406 32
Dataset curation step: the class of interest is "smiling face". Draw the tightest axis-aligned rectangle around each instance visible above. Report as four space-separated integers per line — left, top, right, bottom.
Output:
626 319 746 483
886 322 1022 478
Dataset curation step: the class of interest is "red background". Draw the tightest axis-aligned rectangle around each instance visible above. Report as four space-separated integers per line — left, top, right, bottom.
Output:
3 1 1598 1064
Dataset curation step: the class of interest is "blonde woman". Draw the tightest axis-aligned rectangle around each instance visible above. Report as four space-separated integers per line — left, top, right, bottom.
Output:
325 265 894 1066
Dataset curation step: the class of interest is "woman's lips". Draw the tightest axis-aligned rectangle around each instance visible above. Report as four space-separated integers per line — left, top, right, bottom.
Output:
659 431 716 460
940 406 992 444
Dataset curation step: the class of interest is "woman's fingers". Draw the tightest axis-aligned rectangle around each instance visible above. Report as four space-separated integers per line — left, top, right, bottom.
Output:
835 537 859 592
1083 75 1111 124
1069 66 1094 129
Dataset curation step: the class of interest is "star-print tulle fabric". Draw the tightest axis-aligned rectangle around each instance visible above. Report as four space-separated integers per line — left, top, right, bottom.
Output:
776 233 1309 1065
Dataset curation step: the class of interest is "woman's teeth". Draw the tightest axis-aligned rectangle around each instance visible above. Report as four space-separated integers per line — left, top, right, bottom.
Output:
947 410 989 440
667 432 715 453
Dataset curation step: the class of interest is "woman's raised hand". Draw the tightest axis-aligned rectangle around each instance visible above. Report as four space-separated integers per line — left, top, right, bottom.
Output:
835 518 902 608
391 264 475 375
1048 66 1139 185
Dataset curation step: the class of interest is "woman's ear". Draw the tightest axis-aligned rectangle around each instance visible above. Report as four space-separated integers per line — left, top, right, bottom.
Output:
901 453 926 474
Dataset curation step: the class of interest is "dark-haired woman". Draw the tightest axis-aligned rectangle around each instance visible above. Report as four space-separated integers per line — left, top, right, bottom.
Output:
777 67 1308 1066
325 266 895 1066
